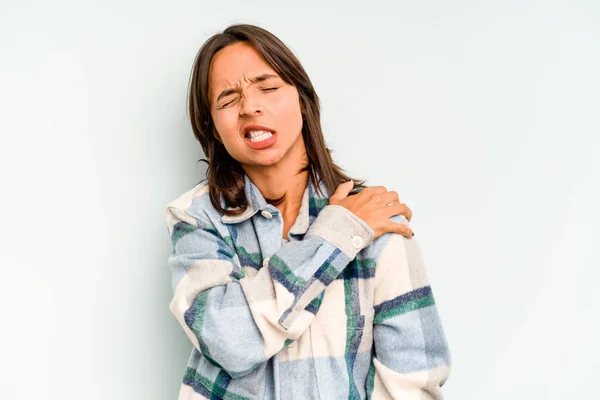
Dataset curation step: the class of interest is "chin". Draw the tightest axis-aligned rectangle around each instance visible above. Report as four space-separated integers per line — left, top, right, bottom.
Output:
241 151 284 168
257 154 283 166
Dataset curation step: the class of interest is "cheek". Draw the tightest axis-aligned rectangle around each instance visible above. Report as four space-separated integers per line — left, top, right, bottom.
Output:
212 111 239 146
272 93 303 133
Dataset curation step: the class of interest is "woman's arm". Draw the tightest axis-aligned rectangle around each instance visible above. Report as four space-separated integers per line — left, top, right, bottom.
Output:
368 217 452 399
166 203 374 378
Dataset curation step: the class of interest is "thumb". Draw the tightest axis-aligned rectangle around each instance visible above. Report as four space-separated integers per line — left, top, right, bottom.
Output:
331 180 354 201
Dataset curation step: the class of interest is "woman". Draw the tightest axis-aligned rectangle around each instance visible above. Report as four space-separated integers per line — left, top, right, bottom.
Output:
166 24 451 399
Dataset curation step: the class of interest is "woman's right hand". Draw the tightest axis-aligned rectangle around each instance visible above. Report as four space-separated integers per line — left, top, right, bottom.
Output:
329 180 414 240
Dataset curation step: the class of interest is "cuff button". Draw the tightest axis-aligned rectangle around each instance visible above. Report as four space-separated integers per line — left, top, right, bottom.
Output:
351 236 364 249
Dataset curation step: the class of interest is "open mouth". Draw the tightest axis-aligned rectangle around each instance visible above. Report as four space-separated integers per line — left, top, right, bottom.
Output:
245 130 274 143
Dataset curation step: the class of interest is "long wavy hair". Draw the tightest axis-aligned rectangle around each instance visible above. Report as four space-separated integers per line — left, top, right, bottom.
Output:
187 24 365 216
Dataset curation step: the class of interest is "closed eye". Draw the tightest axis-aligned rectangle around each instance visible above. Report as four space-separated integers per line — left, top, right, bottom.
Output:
219 98 238 109
261 87 279 92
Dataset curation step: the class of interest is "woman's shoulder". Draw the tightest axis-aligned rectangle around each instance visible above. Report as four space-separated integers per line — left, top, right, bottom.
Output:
165 181 219 224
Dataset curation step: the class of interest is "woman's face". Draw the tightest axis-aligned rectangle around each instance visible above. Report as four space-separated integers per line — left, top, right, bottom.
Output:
208 42 305 171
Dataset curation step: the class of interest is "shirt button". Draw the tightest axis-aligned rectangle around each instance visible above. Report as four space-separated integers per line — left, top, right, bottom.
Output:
263 257 270 268
261 210 273 219
351 236 364 249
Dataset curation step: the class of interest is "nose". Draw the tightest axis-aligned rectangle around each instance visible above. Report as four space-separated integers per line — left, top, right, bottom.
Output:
239 93 262 116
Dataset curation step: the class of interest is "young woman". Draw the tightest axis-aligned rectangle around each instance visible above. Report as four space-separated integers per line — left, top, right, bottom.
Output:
166 24 451 400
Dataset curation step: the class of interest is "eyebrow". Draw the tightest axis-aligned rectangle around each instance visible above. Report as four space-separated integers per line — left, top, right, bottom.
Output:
216 74 279 102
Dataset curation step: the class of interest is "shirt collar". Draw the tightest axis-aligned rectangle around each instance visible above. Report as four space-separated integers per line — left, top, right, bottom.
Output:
220 173 330 237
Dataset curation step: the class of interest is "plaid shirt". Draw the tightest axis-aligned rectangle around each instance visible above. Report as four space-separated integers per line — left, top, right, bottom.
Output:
165 174 451 399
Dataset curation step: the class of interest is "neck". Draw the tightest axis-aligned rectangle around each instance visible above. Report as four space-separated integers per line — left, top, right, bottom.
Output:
245 166 308 241
242 140 309 220
244 165 309 215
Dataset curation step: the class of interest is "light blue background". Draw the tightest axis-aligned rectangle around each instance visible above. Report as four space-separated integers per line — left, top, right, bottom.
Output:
1 1 598 398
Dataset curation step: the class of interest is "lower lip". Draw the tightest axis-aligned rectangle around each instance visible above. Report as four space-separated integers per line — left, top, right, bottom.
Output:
244 132 277 150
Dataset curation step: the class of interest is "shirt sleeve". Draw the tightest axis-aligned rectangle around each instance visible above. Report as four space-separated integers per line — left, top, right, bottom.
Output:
166 203 374 378
368 217 452 399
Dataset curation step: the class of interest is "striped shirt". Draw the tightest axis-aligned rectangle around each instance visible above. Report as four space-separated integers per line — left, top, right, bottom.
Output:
165 174 451 399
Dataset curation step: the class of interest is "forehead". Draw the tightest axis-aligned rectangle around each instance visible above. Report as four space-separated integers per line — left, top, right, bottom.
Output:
209 42 278 93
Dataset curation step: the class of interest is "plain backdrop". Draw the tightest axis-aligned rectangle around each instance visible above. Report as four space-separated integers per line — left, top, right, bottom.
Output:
1 0 599 399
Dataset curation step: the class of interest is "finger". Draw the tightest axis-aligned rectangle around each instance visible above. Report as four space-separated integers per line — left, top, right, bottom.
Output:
399 203 413 222
395 204 412 222
383 220 413 238
381 202 408 219
375 190 400 206
361 186 387 196
331 180 355 200
380 201 412 223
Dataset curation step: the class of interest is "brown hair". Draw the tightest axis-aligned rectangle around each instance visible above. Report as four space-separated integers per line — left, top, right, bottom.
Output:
187 23 365 215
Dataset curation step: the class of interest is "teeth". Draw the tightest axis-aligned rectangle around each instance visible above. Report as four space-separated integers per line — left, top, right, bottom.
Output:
246 130 273 142
247 130 271 137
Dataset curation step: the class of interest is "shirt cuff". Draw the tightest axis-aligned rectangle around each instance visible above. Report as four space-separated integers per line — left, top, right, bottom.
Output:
306 205 375 259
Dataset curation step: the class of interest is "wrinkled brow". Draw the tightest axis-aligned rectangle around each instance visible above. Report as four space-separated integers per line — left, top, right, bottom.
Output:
216 74 279 102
